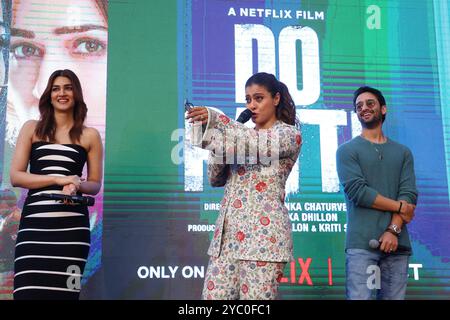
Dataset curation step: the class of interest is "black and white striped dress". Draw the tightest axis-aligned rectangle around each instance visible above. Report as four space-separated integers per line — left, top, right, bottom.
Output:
14 142 90 300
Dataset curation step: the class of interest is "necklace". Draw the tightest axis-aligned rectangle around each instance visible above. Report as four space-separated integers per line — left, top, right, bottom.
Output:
360 134 385 161
371 142 383 160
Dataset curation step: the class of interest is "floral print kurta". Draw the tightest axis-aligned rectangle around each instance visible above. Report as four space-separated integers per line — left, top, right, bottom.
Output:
192 108 302 262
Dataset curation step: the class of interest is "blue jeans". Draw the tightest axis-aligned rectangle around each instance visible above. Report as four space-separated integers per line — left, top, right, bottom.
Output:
346 248 409 300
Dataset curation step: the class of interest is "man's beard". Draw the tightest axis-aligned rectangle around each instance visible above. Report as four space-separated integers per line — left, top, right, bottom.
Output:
358 111 383 129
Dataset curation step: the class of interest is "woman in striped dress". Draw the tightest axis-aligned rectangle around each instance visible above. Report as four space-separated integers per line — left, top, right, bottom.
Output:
10 69 103 299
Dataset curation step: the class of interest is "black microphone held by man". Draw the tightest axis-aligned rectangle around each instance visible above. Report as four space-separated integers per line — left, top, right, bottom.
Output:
369 239 409 252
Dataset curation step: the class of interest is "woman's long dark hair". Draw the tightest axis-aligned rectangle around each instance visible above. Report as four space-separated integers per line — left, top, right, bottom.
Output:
245 72 299 128
35 69 87 143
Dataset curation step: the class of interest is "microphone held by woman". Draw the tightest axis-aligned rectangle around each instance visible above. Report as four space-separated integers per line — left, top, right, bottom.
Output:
236 109 253 123
39 192 95 206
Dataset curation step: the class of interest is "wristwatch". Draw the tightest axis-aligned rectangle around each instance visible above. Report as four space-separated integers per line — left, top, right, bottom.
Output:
387 224 401 235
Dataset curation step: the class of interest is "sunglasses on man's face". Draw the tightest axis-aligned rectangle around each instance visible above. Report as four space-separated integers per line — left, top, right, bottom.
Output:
355 99 378 112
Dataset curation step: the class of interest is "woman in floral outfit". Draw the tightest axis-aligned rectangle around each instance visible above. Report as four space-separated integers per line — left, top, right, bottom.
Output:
187 72 302 300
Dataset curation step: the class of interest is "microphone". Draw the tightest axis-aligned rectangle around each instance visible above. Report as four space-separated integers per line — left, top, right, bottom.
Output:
369 239 410 252
40 193 95 206
236 109 253 123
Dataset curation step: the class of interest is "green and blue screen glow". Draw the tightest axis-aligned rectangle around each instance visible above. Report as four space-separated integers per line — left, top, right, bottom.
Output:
1 0 449 299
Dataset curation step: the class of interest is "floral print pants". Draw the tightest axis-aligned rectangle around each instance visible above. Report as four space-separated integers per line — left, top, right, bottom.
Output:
202 217 286 300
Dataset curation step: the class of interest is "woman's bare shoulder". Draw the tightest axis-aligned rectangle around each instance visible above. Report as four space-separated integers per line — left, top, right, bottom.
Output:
22 119 38 130
22 120 39 140
81 126 102 151
82 126 101 139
